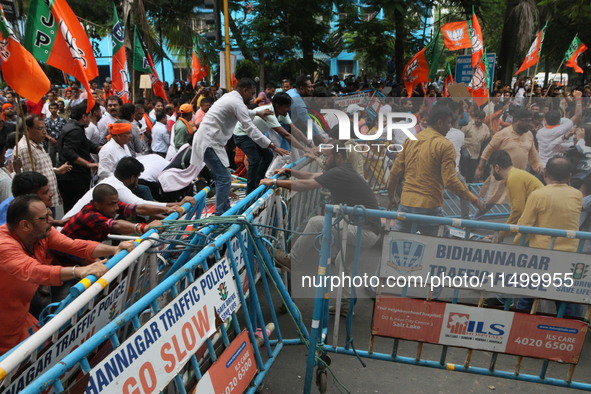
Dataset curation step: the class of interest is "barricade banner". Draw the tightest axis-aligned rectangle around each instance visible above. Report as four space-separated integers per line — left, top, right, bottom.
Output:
194 330 257 394
372 296 587 363
85 258 240 394
3 279 128 394
381 233 588 303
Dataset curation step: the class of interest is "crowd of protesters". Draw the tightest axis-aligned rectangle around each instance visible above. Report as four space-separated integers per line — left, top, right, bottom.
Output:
1 69 591 353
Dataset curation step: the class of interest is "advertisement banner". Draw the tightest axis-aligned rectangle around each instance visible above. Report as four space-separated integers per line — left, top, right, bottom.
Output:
85 258 240 394
194 330 257 394
372 297 587 363
380 233 590 303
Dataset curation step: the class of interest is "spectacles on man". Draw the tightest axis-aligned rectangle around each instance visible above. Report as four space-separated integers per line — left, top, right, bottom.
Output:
36 126 47 131
35 215 52 222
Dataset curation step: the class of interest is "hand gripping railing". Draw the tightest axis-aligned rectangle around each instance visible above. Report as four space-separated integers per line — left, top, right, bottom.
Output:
0 193 200 384
19 184 309 393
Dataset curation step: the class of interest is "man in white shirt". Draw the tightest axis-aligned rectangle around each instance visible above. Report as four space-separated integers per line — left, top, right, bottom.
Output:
97 96 122 144
97 121 132 181
536 90 583 167
151 112 169 157
149 99 164 120
63 156 192 220
233 92 293 194
41 91 58 118
191 78 288 215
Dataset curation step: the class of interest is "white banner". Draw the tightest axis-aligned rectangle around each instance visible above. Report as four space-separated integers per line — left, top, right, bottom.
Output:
380 233 590 303
4 279 128 394
85 258 240 394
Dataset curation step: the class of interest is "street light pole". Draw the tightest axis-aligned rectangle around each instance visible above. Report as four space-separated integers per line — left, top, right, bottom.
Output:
223 0 232 91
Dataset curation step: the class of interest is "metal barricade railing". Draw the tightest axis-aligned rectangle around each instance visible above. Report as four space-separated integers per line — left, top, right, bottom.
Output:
305 204 591 393
15 184 310 393
0 189 209 391
442 183 512 219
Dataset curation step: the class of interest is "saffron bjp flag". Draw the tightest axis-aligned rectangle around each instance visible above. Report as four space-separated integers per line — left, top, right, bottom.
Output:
133 28 167 101
191 36 207 87
24 0 98 111
564 36 588 74
515 24 547 75
0 4 49 102
469 49 489 106
441 21 471 51
402 32 442 97
402 47 428 97
111 3 129 103
443 64 454 97
470 13 484 69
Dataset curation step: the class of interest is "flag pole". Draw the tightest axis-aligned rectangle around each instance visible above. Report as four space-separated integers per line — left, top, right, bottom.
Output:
528 59 540 107
543 60 564 97
222 0 232 92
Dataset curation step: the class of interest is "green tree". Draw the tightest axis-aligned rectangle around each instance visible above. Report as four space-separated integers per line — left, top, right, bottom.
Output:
339 7 395 77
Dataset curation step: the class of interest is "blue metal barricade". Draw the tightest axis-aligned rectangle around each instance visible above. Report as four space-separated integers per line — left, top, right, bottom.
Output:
0 189 210 392
304 204 591 393
11 178 311 393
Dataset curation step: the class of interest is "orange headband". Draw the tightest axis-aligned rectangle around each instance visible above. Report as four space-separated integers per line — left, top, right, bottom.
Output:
108 123 132 135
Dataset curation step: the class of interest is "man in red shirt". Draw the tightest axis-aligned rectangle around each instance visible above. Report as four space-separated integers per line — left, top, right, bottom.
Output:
0 194 135 354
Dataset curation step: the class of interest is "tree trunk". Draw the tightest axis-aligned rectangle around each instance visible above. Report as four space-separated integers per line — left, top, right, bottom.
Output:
498 0 519 84
301 38 315 76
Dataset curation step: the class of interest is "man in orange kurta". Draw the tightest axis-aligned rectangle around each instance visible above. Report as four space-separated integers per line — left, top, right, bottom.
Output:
0 195 134 354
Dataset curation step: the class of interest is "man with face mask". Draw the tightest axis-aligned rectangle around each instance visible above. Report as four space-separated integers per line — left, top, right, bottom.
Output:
475 108 543 210
487 150 542 241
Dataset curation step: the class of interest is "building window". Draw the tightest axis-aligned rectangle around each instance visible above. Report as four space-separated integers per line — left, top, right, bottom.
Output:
338 60 354 78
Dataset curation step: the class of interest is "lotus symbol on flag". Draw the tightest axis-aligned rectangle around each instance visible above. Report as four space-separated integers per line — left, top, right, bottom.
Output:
59 20 87 69
446 28 465 46
469 65 486 89
525 37 538 62
470 28 483 52
404 58 419 82
115 69 130 99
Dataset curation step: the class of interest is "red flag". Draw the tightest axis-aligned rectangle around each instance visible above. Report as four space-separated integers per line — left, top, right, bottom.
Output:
441 21 471 51
515 27 546 75
470 13 484 69
231 73 238 89
111 4 129 103
133 29 167 101
469 59 488 106
443 73 454 97
402 47 429 97
191 52 208 87
0 5 49 102
564 36 588 74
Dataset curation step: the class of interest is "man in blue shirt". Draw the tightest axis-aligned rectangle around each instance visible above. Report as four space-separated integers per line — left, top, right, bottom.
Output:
0 172 52 225
286 76 329 145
